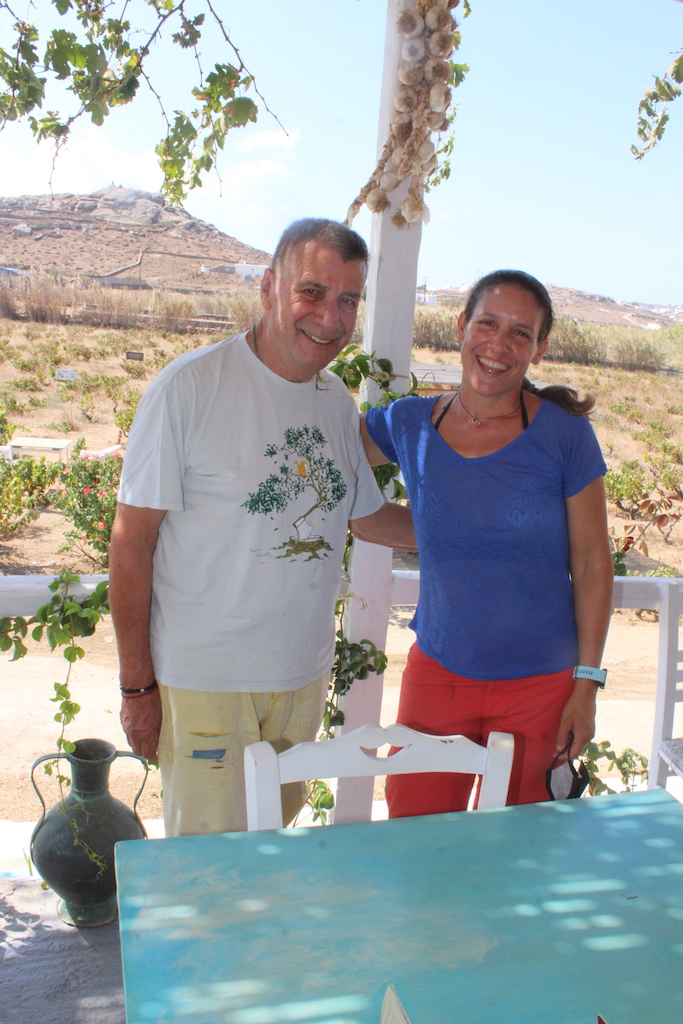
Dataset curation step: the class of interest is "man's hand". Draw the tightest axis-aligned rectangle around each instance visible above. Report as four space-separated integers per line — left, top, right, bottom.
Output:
120 689 162 761
555 680 597 760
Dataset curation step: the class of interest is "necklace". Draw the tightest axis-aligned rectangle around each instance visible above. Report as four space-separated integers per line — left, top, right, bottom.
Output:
250 323 259 361
457 390 523 427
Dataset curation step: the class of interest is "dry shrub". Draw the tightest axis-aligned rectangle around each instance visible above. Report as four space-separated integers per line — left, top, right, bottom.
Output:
83 284 149 329
25 276 73 323
547 316 668 372
224 290 263 332
150 292 196 333
412 306 460 350
612 337 665 371
0 283 21 320
546 317 607 365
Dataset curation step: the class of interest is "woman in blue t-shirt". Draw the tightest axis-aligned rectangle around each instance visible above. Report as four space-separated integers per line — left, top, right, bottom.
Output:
361 270 613 815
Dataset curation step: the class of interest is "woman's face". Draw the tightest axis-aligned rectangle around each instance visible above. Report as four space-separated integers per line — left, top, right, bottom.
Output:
458 284 548 397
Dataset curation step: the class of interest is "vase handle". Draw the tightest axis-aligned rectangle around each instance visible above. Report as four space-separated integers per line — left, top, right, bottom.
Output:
115 751 150 837
29 752 67 855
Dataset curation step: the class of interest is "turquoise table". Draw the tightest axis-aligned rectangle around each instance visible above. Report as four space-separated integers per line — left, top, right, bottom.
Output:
116 790 683 1024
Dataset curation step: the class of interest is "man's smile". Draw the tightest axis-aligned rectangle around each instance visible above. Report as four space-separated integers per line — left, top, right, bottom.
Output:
300 327 339 345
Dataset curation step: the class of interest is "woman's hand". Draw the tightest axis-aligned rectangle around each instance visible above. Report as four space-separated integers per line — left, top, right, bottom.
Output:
555 679 598 759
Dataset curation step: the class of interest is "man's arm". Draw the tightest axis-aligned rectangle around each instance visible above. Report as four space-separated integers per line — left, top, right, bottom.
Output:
360 414 391 466
109 502 167 760
350 501 416 550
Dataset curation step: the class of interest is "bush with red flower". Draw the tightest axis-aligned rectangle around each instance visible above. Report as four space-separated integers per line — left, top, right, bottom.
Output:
57 439 123 567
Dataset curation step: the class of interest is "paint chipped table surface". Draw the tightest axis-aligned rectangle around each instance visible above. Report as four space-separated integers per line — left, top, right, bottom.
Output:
116 790 683 1024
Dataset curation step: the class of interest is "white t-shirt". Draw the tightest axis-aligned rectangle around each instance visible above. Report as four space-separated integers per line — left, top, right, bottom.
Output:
119 332 384 691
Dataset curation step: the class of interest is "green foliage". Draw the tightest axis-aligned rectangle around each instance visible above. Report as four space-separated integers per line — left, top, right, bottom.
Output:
330 344 418 502
0 409 16 444
1 569 109 666
302 621 389 825
631 565 677 578
57 440 123 566
41 418 73 433
4 571 112 870
604 459 646 512
605 444 683 574
120 358 148 379
633 48 683 159
330 346 394 393
609 484 680 574
114 387 141 436
610 394 640 420
645 444 683 498
581 740 649 795
0 612 29 661
2 570 110 762
31 571 109 655
322 622 388 738
0 455 60 536
302 779 335 825
0 1 269 202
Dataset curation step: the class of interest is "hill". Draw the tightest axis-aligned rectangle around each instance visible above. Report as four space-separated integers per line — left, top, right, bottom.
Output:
0 186 271 291
433 285 683 331
2 186 682 326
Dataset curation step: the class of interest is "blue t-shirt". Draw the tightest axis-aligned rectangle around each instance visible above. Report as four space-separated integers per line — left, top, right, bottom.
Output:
366 396 607 679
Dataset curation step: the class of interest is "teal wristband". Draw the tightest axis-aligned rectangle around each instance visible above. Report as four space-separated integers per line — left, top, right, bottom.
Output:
573 665 607 690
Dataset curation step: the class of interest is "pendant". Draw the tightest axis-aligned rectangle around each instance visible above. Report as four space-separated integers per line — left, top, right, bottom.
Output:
468 417 481 426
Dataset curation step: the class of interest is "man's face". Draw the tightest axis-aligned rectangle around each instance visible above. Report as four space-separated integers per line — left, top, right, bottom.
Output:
259 240 366 382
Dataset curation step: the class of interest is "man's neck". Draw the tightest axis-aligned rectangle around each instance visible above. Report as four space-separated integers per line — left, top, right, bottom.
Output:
249 320 317 384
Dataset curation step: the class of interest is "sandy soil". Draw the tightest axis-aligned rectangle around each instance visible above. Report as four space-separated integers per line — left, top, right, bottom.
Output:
0 595 664 822
1 331 680 823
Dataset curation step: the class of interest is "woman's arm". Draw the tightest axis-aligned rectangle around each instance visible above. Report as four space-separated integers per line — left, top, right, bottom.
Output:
557 476 614 759
360 413 391 466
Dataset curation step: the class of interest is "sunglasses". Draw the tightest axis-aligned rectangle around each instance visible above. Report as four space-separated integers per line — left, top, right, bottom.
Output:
545 731 590 801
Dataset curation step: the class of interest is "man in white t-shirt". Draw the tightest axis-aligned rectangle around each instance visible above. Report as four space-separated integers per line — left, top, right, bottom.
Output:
109 218 415 835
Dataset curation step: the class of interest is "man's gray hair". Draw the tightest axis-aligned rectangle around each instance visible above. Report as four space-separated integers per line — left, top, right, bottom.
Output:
272 218 369 272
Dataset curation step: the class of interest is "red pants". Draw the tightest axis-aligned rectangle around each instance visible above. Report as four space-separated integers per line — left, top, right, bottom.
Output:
387 644 575 818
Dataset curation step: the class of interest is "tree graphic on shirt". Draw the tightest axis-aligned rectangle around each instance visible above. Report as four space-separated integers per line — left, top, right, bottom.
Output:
242 426 347 560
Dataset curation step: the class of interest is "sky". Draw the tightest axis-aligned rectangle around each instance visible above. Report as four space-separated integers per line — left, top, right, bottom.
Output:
0 0 682 305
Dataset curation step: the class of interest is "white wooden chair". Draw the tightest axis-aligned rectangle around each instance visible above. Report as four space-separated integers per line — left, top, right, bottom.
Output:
659 738 683 781
244 723 514 831
79 444 123 460
649 579 683 789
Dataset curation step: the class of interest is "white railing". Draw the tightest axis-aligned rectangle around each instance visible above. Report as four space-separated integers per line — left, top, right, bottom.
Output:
2 572 682 810
0 574 107 617
337 569 683 819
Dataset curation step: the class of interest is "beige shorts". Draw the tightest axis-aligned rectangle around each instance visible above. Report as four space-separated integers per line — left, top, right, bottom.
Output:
157 675 328 836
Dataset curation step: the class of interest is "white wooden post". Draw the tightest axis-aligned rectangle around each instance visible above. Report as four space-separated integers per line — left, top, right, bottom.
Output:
335 0 423 823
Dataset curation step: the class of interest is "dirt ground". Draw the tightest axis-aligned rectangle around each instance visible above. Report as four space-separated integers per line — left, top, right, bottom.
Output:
0 584 663 822
1 334 680 823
